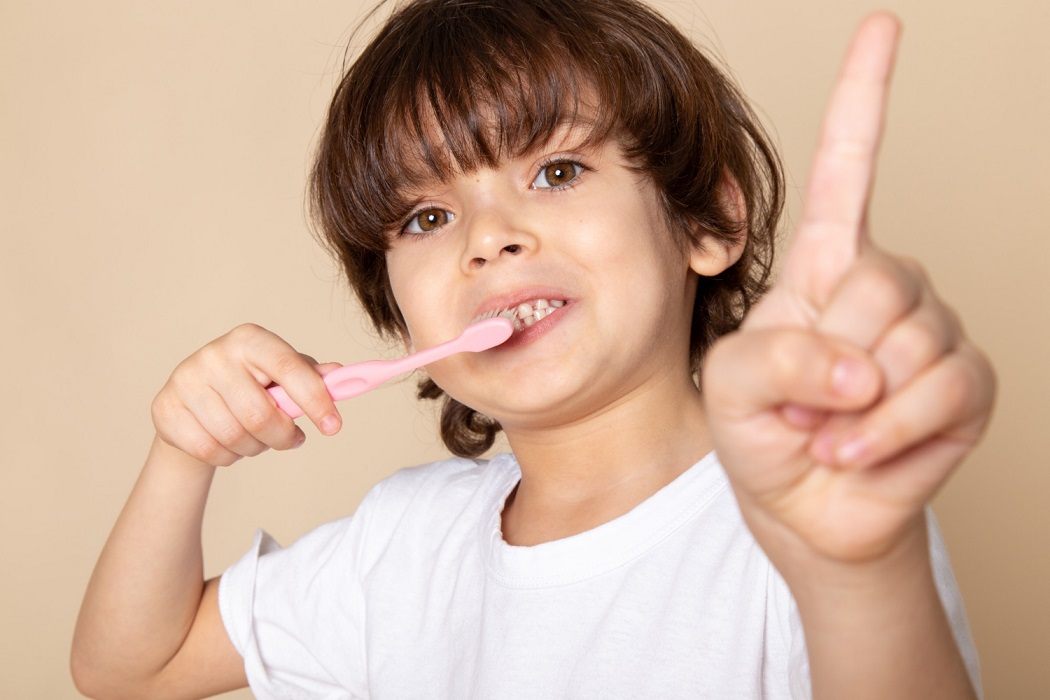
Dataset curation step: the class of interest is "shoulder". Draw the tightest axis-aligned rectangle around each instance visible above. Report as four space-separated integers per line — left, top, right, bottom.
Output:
225 454 518 581
355 452 519 548
218 454 520 658
371 452 518 510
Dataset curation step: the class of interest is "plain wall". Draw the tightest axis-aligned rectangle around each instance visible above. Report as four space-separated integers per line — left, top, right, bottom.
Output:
2 0 1047 697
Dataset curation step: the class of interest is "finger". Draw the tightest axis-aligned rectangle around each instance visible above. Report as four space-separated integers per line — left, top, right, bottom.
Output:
189 387 271 459
780 404 828 431
315 362 343 376
781 14 902 303
815 343 994 470
223 368 308 451
815 252 922 349
703 328 883 419
155 404 244 468
298 355 345 377
261 357 342 435
871 290 961 393
231 325 343 436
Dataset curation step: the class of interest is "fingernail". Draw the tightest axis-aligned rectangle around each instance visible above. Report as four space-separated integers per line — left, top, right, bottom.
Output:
292 433 306 449
832 357 874 397
781 404 824 430
320 415 340 435
835 434 870 466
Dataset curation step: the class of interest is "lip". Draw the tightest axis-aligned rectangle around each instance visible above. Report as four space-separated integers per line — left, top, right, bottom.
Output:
470 286 575 347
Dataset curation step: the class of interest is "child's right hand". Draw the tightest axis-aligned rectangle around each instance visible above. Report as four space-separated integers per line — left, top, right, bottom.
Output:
151 323 343 467
702 15 994 571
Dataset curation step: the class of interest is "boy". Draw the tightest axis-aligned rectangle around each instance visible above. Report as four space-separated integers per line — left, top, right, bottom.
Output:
73 1 993 698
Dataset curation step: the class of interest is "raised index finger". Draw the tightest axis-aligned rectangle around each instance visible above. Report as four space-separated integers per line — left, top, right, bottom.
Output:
784 14 901 303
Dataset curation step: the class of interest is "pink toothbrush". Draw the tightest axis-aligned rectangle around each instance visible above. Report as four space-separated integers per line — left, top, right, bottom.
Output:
268 317 514 418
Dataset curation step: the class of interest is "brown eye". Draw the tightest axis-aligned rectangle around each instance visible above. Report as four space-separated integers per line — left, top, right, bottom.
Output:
404 208 453 235
534 161 582 189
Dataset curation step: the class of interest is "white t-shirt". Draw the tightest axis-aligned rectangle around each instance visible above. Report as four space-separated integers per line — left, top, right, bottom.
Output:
219 452 981 699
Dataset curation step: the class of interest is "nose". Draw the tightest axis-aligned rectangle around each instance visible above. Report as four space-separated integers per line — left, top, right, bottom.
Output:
460 208 537 272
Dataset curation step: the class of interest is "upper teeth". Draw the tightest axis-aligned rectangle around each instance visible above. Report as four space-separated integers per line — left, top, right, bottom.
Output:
475 298 565 331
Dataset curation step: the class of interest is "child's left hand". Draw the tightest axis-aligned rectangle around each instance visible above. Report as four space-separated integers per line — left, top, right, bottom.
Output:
702 15 995 569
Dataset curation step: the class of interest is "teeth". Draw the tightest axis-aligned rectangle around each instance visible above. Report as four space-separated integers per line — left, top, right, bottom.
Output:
473 298 566 332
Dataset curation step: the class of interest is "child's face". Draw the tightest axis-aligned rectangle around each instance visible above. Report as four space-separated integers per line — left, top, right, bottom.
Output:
385 127 717 431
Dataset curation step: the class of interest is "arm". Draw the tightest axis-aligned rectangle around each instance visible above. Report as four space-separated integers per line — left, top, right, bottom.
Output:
703 15 992 699
72 324 343 699
71 439 244 699
786 519 975 699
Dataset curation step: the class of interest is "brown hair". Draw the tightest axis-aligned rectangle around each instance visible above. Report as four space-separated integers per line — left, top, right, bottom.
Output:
311 0 783 457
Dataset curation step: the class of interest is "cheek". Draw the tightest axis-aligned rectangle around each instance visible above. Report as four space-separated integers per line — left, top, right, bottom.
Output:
385 250 459 349
384 255 425 339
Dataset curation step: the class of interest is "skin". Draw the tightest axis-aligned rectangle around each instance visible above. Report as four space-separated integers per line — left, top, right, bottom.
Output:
384 124 729 541
72 14 992 700
703 16 992 698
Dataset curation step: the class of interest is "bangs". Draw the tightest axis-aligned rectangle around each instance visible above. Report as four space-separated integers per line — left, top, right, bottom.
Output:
384 22 613 191
325 0 628 240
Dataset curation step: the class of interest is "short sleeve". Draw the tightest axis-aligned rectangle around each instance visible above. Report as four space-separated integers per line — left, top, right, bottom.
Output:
219 488 383 700
927 509 983 697
765 560 812 700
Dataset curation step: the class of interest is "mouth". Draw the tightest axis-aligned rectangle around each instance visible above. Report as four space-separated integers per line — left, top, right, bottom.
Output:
471 298 567 332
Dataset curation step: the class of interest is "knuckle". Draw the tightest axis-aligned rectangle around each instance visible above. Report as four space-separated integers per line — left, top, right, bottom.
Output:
937 362 977 409
898 255 927 281
882 322 941 371
241 442 268 458
768 332 813 385
300 387 335 415
240 406 273 434
272 430 301 451
858 264 915 313
272 351 306 378
971 346 997 389
229 322 263 341
959 346 997 404
193 342 225 369
215 419 247 446
195 438 232 467
934 298 964 343
150 392 173 425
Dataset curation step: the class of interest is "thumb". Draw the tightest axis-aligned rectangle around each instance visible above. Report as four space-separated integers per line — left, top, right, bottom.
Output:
703 328 883 420
315 362 344 377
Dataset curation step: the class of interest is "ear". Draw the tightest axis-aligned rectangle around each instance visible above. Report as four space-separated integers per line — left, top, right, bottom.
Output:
688 172 747 276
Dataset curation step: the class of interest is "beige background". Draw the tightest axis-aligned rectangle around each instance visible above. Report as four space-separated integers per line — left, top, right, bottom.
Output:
2 0 1047 697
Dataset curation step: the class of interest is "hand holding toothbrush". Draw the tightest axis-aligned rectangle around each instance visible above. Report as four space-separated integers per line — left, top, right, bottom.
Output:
152 319 511 467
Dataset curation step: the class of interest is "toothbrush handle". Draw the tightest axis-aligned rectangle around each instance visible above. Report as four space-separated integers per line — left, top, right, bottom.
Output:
267 384 308 419
266 318 512 419
267 359 401 419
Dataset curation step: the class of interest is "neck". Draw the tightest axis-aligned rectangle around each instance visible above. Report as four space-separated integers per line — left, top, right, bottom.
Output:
500 369 711 546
